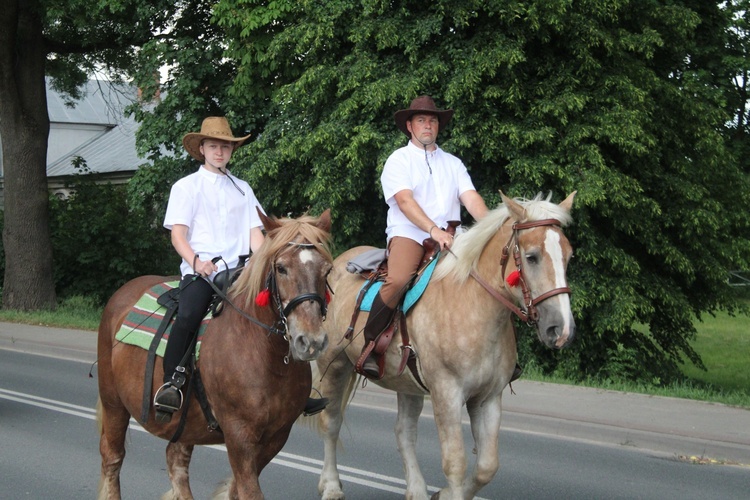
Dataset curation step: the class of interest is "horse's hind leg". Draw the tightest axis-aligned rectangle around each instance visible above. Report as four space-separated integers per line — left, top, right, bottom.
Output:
97 397 131 500
463 394 502 498
163 442 195 500
396 393 428 500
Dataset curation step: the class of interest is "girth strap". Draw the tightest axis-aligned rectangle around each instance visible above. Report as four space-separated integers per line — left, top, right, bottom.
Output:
140 298 178 424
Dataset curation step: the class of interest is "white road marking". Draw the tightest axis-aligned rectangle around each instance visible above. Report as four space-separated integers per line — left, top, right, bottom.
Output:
0 388 490 498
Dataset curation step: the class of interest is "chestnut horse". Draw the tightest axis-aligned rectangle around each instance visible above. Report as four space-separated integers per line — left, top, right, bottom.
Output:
313 193 576 500
97 211 333 499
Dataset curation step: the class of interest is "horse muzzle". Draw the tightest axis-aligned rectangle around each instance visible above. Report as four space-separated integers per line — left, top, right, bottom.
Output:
537 312 576 349
289 330 329 361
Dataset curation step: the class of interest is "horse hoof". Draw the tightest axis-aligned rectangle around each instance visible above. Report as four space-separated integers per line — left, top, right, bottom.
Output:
155 410 173 423
430 492 440 500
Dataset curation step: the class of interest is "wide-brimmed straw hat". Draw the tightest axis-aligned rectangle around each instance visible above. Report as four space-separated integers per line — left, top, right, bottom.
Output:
182 117 252 162
394 96 454 138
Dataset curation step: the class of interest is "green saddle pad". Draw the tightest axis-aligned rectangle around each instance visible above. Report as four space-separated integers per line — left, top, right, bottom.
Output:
114 281 212 358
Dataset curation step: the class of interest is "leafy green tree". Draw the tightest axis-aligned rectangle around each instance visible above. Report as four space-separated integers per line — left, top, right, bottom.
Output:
194 0 749 383
0 0 180 310
723 0 750 174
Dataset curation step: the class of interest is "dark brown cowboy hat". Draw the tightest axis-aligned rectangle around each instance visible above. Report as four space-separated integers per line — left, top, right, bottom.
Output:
182 117 252 162
394 95 454 138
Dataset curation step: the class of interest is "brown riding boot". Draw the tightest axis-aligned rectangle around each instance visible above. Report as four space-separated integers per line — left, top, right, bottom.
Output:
358 293 396 379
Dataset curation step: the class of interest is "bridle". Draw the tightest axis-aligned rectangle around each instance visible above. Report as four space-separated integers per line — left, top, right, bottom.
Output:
206 241 329 340
266 242 329 329
468 218 571 325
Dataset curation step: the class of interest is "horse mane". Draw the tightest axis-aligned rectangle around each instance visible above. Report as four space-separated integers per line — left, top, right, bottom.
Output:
230 213 333 309
433 193 573 284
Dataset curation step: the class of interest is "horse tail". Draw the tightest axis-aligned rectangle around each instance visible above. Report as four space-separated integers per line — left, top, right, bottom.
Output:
339 369 358 418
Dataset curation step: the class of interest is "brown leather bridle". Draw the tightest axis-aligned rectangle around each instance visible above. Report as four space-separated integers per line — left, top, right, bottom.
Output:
468 218 571 325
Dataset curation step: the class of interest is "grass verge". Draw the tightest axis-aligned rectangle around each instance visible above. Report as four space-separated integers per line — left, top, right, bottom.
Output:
0 295 102 331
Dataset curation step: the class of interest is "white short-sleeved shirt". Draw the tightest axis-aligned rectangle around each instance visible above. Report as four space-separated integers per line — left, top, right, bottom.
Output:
381 141 476 244
163 166 265 278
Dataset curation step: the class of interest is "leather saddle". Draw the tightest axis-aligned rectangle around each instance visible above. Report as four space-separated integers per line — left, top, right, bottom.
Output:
347 222 460 386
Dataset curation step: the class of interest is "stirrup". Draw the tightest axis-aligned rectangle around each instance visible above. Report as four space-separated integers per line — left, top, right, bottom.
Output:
361 356 380 379
154 382 183 423
355 341 383 379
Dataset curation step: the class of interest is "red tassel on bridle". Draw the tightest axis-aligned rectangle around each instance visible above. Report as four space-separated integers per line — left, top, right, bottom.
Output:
255 288 271 307
325 290 331 304
506 270 521 287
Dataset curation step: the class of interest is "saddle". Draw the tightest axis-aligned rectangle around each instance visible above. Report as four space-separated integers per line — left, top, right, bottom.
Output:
345 222 459 387
138 254 249 437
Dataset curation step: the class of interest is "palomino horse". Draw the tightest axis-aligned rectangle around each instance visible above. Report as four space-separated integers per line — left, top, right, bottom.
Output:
313 192 576 500
97 211 333 499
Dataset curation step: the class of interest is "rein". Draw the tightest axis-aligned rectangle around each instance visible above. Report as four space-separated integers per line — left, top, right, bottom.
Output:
468 218 571 325
205 276 278 333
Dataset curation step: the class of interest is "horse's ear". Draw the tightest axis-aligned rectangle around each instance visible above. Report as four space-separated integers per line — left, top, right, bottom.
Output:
257 207 280 232
559 191 577 212
500 191 525 221
316 209 332 233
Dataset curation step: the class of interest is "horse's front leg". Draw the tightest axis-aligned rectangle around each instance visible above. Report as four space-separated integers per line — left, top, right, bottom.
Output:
318 401 345 500
223 436 264 500
315 354 356 500
430 388 467 500
396 393 428 500
464 393 503 498
164 442 195 499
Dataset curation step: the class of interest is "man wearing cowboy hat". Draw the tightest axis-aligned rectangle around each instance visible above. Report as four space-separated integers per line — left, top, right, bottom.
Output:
357 96 490 379
154 116 328 419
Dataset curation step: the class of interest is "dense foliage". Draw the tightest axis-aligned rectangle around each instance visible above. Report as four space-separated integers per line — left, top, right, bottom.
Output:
49 170 174 304
176 0 747 384
4 0 749 384
0 174 174 305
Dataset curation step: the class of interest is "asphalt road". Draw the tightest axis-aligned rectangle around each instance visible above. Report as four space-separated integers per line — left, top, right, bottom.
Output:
1 322 749 499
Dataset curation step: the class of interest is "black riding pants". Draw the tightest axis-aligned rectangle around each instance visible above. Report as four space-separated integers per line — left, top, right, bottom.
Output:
162 275 214 383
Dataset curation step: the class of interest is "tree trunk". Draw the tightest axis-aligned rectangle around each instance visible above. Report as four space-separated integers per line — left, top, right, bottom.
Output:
0 0 56 310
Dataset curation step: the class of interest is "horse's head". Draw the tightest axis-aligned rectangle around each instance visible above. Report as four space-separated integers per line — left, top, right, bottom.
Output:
500 192 576 349
234 209 333 361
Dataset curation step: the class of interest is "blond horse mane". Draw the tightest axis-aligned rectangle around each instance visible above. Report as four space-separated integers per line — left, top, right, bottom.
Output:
433 193 574 284
230 213 333 309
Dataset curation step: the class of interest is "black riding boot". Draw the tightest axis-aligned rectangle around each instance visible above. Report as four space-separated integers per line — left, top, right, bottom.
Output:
511 363 523 382
358 293 396 379
303 396 329 416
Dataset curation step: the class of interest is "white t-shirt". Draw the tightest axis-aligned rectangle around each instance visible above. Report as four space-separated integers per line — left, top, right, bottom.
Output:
163 166 265 278
381 141 476 244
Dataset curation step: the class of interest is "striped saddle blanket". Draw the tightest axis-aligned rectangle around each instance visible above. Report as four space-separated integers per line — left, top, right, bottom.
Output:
114 281 212 358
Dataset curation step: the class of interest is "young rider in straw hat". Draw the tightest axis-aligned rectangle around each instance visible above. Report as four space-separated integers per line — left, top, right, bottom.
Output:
154 116 328 420
358 96 522 382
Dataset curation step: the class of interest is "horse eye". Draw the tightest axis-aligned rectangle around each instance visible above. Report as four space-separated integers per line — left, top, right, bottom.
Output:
526 254 538 265
276 264 288 275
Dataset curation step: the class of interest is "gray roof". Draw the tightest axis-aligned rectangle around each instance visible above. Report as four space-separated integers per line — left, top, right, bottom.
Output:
45 79 148 177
